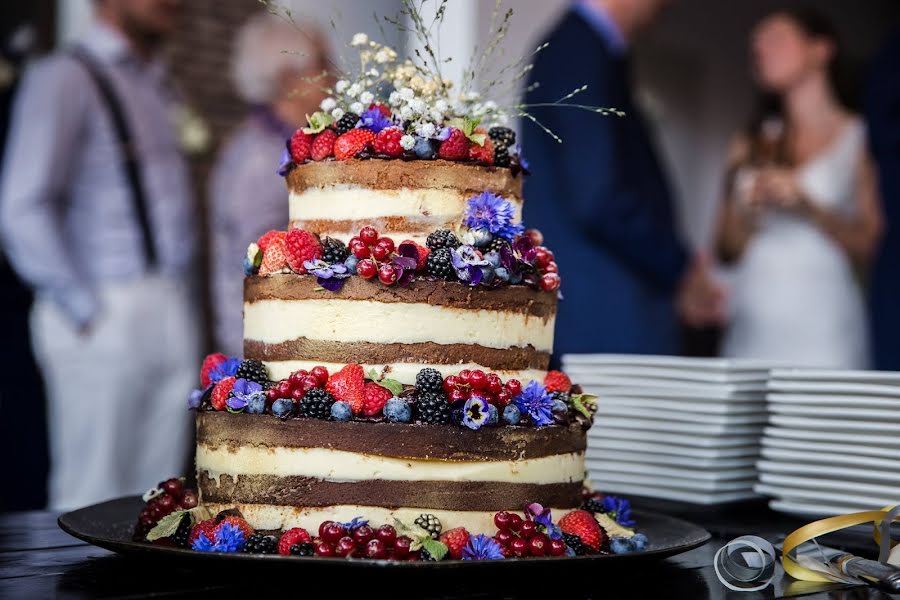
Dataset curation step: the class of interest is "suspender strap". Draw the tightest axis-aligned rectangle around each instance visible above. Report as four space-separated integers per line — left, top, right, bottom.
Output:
69 46 158 269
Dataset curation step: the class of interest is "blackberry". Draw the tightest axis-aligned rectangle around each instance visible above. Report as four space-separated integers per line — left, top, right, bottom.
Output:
236 359 270 387
420 548 439 561
415 368 444 393
426 229 459 251
299 388 335 420
487 237 510 255
488 126 516 148
563 532 590 556
322 236 350 264
582 496 605 514
289 542 315 556
336 113 360 135
493 144 511 168
243 533 278 554
416 390 451 424
425 248 455 280
414 513 442 539
171 513 192 548
551 391 571 405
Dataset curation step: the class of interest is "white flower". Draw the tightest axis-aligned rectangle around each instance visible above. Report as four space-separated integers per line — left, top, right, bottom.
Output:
359 91 374 105
464 91 481 101
400 135 416 151
331 108 345 121
496 113 510 125
430 110 444 123
351 33 369 47
350 102 364 115
347 83 362 98
399 87 415 101
320 97 337 112
367 68 380 77
399 105 413 120
388 91 402 106
246 242 260 263
335 80 350 94
416 122 437 138
434 99 449 113
374 48 395 64
484 100 498 111
408 98 426 114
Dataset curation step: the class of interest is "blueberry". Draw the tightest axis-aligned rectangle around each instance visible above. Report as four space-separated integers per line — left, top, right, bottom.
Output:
470 228 492 248
271 398 295 418
344 255 359 275
610 537 636 555
479 265 495 284
414 136 437 160
384 398 411 423
551 399 568 415
242 256 257 276
502 404 521 425
494 267 510 282
484 251 501 268
631 533 649 551
246 391 267 414
486 404 499 426
330 400 352 422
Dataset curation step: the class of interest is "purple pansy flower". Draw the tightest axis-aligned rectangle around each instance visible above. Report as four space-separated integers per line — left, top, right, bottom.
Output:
392 244 420 287
277 143 294 177
462 396 490 430
191 522 246 553
209 357 240 384
435 127 452 142
187 387 207 410
341 517 369 531
525 503 562 540
464 192 525 242
602 495 636 528
462 534 506 560
358 107 393 134
513 380 555 426
226 378 262 411
450 246 489 286
304 259 351 292
499 236 538 286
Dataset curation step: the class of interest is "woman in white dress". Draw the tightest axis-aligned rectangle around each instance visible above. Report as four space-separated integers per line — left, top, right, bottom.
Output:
716 8 884 369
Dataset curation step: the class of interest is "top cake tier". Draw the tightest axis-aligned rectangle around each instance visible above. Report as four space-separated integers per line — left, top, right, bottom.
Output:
286 160 523 245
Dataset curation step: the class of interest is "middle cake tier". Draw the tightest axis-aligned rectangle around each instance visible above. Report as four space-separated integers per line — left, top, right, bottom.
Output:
244 275 556 385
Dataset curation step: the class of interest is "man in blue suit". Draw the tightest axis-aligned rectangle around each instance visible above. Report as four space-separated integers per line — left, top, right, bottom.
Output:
867 29 900 370
523 0 723 357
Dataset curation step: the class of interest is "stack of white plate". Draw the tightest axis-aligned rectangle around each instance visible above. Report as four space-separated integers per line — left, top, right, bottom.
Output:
562 354 771 505
757 369 900 518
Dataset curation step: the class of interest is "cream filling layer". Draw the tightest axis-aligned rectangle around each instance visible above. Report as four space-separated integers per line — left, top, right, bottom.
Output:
244 299 555 352
197 445 584 484
202 503 575 535
262 360 546 386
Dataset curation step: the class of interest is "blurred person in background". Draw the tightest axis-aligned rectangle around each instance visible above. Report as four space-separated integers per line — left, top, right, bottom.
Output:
867 28 900 371
716 8 883 368
524 0 726 358
0 0 199 510
209 13 330 356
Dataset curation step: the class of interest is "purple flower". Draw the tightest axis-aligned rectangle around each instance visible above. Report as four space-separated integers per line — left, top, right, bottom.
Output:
304 259 351 292
209 357 240 384
499 236 538 285
602 495 636 528
358 107 393 134
450 246 489 286
191 522 245 553
392 244 420 287
462 396 490 430
525 503 562 540
435 127 452 141
277 143 294 177
513 380 555 426
187 387 205 410
227 378 262 411
464 192 524 242
462 534 506 560
341 517 369 531
513 144 530 173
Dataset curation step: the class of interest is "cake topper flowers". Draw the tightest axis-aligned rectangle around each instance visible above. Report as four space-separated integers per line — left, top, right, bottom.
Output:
463 192 524 242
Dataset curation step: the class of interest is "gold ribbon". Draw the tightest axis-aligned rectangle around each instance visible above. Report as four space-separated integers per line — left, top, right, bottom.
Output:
782 505 900 583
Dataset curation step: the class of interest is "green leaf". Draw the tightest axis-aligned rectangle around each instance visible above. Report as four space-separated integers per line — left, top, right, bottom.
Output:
422 538 449 561
252 250 262 268
376 378 404 396
462 116 482 136
368 368 382 382
302 111 334 134
570 393 598 419
147 510 187 541
313 286 326 292
469 133 487 147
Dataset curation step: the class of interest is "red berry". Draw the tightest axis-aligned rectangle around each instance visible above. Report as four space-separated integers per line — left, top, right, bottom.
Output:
289 370 308 388
275 380 292 398
438 127 471 161
362 382 392 417
544 370 573 394
376 524 397 546
311 366 329 385
458 369 472 386
529 533 549 556
315 542 335 557
510 537 528 557
357 259 377 279
549 538 567 556
352 524 374 546
157 493 175 511
444 375 460 391
366 538 387 559
544 262 559 274
318 521 334 538
439 527 471 560
321 522 346 543
360 226 379 245
486 374 503 394
349 237 370 259
278 527 312 555
371 244 390 261
505 379 522 396
448 388 468 403
495 530 514 547
334 128 375 160
525 228 544 246
335 536 357 557
534 247 552 268
285 228 323 273
291 387 306 401
325 363 366 414
255 230 284 253
559 510 605 552
189 518 218 546
469 370 487 390
199 353 227 388
468 135 495 165
540 273 561 292
373 126 405 158
376 237 395 254
265 388 278 402
161 478 183 497
179 490 198 509
520 520 537 539
495 389 512 407
301 375 320 392
311 129 338 161
494 511 512 531
393 536 412 558
378 264 398 286
289 130 313 162
369 103 391 118
210 377 236 411
508 513 523 532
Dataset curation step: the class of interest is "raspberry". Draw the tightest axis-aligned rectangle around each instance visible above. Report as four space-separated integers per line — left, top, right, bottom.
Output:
439 527 470 560
210 376 236 411
200 353 227 388
284 229 322 273
334 129 376 160
256 230 284 253
544 370 572 393
400 240 430 271
278 527 312 556
216 516 254 540
558 510 605 552
259 235 289 275
335 112 360 135
189 518 217 546
437 128 470 161
289 130 313 162
373 126 405 158
362 382 392 417
468 136 494 166
325 363 366 413
311 129 337 161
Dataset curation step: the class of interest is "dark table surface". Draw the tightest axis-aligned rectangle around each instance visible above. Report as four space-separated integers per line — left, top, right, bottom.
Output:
1 498 897 599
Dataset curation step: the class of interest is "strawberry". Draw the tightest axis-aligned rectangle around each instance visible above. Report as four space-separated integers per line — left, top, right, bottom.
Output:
200 352 227 387
374 126 405 157
256 230 285 252
216 516 253 540
439 527 470 560
468 135 494 166
289 130 313 163
278 527 312 556
259 235 289 275
362 382 392 417
438 127 470 161
326 363 366 413
284 228 322 273
544 370 572 393
400 240 430 271
311 129 337 161
559 510 605 552
189 518 218 546
210 376 236 411
334 129 376 160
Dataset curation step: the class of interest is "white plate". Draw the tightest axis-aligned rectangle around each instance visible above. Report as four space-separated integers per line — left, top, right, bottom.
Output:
769 499 876 519
583 386 765 402
564 365 768 384
588 439 761 458
756 460 900 485
758 473 900 497
768 404 900 421
771 369 900 384
580 376 767 393
597 404 769 426
754 484 898 509
597 397 766 415
563 354 776 371
590 482 760 505
760 447 900 471
594 418 765 436
761 436 900 459
767 393 900 409
769 415 900 433
587 459 756 481
590 471 756 493
590 429 761 448
768 380 900 397
763 427 900 448
586 448 758 469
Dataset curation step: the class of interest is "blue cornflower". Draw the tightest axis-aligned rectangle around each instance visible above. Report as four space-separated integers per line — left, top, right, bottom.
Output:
358 107 393 134
462 534 506 560
209 357 240 384
463 192 524 242
341 517 369 531
277 143 294 177
513 381 555 427
191 522 245 553
602 495 636 528
462 396 490 430
227 378 262 411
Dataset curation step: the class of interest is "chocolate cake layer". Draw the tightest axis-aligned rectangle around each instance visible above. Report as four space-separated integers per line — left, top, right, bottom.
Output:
199 472 581 511
287 159 523 198
197 412 587 461
245 275 557 319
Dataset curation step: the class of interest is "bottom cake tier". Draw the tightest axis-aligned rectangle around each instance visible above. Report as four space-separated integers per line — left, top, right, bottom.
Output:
196 412 587 533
